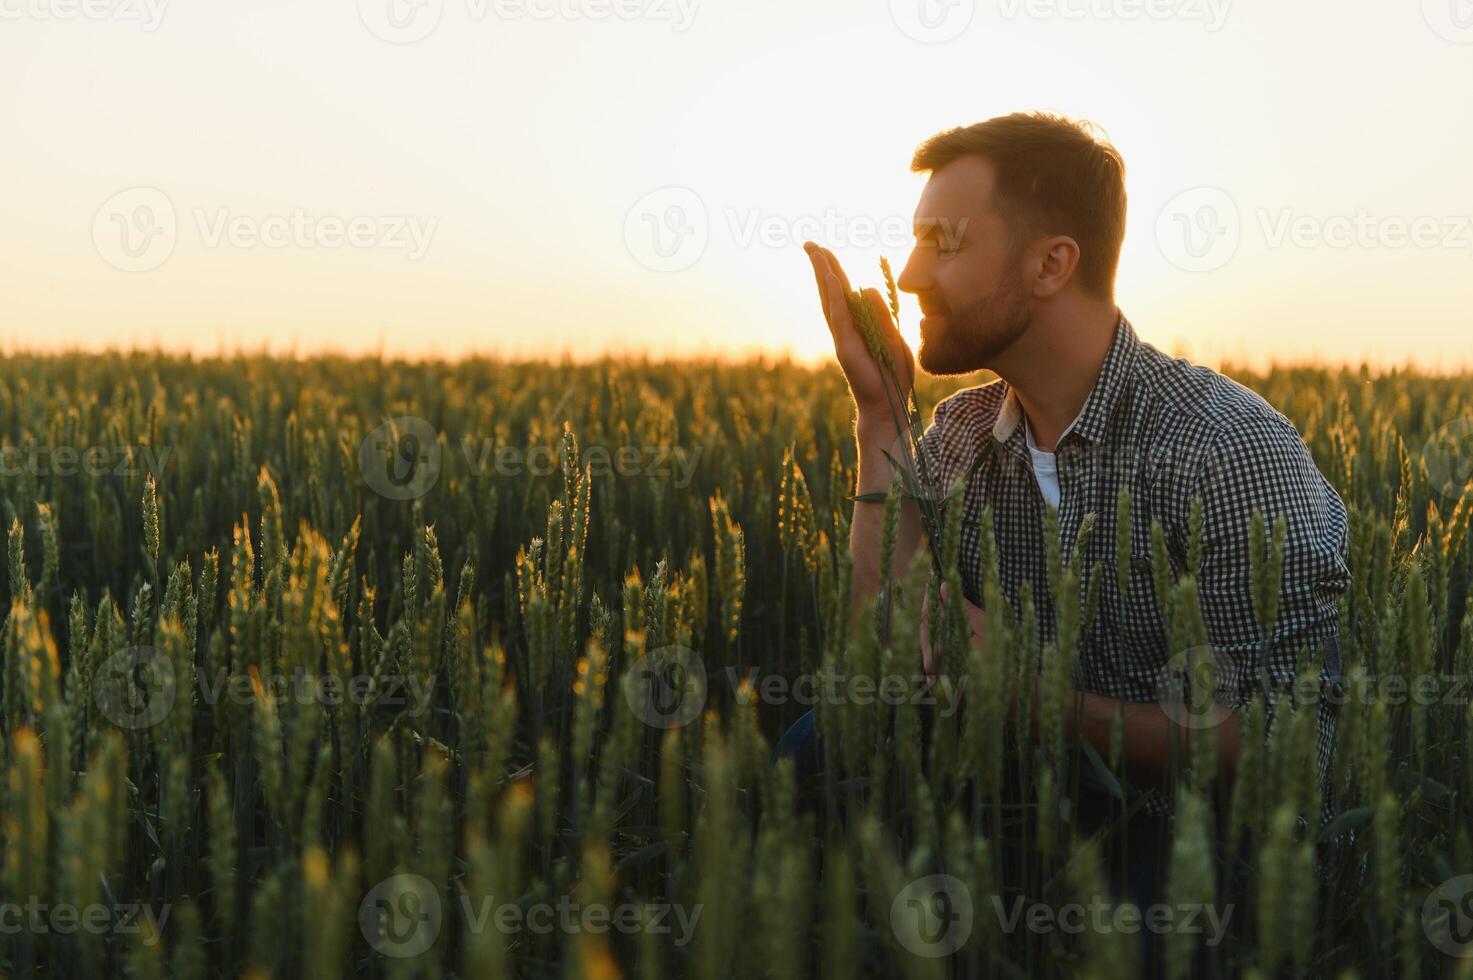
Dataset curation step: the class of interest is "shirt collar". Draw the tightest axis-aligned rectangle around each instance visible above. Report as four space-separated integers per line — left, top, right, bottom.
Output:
1023 409 1078 455
992 311 1137 448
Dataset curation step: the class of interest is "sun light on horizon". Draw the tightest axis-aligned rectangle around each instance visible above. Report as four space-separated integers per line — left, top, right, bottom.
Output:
2 0 1470 371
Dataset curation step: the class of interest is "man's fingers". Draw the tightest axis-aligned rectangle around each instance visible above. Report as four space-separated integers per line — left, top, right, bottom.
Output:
831 249 854 294
807 243 913 406
809 243 853 294
804 243 834 326
823 272 852 337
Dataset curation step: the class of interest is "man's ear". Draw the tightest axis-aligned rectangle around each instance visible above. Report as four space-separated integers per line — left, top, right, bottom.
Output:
1031 235 1081 298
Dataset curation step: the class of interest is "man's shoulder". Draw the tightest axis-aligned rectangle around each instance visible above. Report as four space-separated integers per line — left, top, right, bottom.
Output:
920 380 1010 465
915 381 1007 489
1127 341 1304 455
929 378 1008 432
918 340 1309 462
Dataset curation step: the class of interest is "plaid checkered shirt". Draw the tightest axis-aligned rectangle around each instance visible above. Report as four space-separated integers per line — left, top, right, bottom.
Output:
915 312 1349 833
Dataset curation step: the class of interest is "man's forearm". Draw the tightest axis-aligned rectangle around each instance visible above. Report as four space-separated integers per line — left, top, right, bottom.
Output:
1012 679 1242 789
850 415 907 617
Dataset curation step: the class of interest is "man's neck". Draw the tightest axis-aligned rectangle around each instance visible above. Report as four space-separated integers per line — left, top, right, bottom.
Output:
994 302 1120 452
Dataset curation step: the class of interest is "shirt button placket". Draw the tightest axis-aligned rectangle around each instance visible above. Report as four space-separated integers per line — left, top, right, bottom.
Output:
1057 442 1082 566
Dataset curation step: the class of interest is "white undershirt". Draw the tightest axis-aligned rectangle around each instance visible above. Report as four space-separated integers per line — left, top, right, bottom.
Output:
1023 411 1080 510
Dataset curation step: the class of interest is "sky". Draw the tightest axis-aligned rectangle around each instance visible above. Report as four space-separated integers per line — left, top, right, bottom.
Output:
2 0 1471 370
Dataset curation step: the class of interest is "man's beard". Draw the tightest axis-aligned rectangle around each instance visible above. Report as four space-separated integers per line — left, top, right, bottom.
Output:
916 264 1032 375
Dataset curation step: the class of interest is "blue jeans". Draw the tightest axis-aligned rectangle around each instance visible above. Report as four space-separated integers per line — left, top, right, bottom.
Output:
769 707 825 787
771 708 1234 978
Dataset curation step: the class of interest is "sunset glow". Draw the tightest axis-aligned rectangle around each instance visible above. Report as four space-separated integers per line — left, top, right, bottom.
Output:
3 0 1470 369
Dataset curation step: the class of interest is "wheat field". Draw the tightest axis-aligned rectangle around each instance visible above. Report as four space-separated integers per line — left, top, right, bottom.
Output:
0 350 1470 979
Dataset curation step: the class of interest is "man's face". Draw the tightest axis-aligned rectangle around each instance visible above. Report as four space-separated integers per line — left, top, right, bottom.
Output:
898 157 1034 375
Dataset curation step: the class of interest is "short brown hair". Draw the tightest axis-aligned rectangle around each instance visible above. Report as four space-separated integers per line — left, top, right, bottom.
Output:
911 112 1126 300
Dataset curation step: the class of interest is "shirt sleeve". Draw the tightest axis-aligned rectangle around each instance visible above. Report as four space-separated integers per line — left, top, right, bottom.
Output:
914 394 956 505
1192 409 1350 829
915 387 995 510
1192 409 1350 711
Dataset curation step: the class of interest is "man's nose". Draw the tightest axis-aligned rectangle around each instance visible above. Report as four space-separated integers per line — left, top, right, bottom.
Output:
897 249 928 294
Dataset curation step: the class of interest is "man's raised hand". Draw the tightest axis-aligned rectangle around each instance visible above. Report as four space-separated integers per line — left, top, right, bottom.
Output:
804 241 915 427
